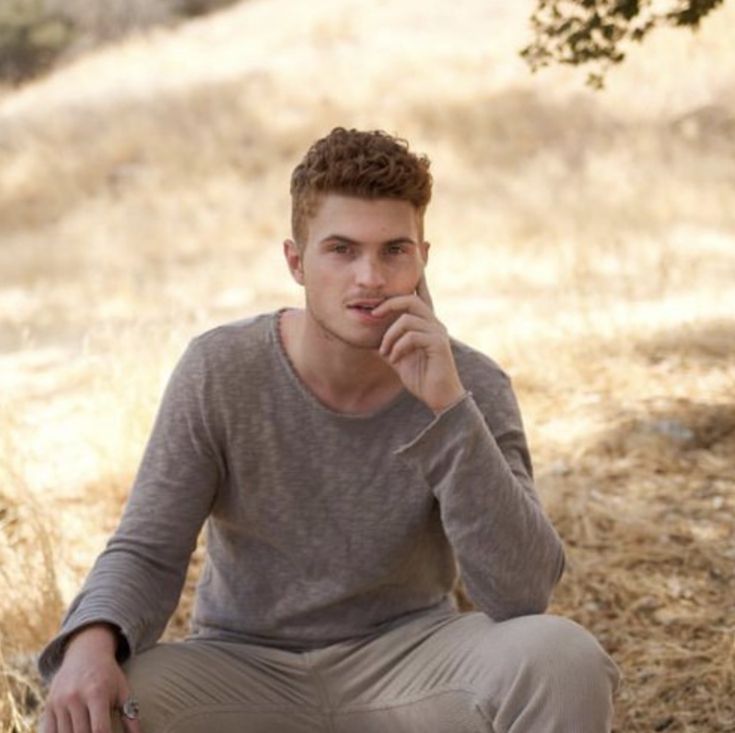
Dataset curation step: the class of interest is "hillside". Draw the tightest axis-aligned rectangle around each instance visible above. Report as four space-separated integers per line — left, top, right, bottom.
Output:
1 1 734 730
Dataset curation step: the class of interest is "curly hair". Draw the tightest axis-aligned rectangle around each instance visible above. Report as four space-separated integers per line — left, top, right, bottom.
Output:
290 127 432 245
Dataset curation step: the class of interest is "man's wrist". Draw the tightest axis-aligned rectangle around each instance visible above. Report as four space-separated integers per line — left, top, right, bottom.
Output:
429 386 468 416
64 623 120 658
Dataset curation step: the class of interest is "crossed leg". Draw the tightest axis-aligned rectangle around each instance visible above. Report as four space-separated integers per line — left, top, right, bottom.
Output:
116 610 620 733
321 611 620 733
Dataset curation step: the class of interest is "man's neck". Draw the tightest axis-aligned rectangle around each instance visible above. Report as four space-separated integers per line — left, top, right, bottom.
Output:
279 308 404 414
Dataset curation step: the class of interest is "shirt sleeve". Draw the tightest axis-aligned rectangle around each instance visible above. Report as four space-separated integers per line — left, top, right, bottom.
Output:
37 338 224 683
394 381 565 622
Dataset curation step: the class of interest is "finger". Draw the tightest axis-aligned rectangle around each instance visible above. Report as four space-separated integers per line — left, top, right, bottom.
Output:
68 700 92 733
379 314 437 358
382 331 433 365
126 716 145 733
56 709 74 733
120 707 144 733
39 708 58 733
416 273 434 311
116 682 144 733
88 696 114 733
371 293 432 319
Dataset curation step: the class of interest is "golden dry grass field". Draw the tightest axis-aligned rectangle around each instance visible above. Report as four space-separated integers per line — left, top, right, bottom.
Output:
1 0 734 730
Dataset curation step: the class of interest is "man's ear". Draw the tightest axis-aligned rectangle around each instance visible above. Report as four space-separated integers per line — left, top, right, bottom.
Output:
283 239 305 285
421 240 430 266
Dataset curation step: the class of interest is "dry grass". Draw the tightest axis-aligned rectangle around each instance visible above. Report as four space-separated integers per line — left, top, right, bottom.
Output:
536 335 735 732
0 0 240 84
1 0 734 730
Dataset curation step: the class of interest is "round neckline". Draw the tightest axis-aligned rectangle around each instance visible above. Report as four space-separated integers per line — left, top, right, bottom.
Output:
271 308 413 421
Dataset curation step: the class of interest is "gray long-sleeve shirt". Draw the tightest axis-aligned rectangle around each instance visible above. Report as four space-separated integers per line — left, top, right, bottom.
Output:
38 310 565 681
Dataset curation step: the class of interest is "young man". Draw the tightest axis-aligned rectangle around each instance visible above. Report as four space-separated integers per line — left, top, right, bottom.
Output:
39 127 619 733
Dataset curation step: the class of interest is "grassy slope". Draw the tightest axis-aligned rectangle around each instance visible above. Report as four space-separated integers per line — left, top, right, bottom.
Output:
1 0 734 730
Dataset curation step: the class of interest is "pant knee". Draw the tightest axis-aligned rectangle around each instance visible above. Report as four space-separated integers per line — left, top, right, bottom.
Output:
473 615 620 732
499 614 621 710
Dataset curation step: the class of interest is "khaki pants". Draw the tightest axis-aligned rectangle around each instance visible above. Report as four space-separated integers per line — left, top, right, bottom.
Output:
118 610 620 733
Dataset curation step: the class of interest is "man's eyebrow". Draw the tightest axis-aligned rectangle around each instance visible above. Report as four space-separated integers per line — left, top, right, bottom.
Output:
319 235 418 246
383 237 418 247
319 235 360 245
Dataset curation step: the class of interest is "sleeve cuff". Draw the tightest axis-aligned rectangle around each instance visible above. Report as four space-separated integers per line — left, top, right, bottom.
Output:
37 617 133 685
394 391 497 476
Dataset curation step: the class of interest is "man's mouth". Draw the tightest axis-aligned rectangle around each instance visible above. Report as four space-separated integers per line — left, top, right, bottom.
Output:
347 299 385 313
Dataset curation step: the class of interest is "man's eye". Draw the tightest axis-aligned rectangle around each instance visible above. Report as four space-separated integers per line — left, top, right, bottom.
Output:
386 245 405 255
332 244 350 254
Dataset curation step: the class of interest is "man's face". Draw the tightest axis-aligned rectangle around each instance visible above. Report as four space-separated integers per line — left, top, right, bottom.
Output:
285 193 429 350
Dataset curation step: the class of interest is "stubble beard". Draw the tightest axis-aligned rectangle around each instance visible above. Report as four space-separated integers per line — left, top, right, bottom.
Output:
307 300 385 352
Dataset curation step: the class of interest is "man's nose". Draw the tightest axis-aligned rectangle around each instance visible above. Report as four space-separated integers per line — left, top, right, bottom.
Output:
354 256 387 289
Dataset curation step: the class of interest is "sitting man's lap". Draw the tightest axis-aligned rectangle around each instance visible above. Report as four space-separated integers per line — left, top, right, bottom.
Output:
118 610 620 733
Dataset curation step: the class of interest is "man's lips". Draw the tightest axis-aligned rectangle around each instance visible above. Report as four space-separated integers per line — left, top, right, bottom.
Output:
346 298 386 312
346 298 391 322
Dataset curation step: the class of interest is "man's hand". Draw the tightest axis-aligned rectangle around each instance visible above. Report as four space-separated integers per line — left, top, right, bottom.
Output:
374 274 465 414
40 624 142 733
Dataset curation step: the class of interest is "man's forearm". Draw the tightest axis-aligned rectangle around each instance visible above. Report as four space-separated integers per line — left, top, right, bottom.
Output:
396 392 565 619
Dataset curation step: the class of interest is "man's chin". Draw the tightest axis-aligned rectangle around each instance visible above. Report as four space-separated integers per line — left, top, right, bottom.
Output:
317 319 385 351
336 331 384 351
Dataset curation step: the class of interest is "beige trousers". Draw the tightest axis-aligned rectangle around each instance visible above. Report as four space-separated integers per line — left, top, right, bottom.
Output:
117 610 620 733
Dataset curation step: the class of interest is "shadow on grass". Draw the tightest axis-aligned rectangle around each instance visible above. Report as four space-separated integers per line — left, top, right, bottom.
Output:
634 318 735 367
